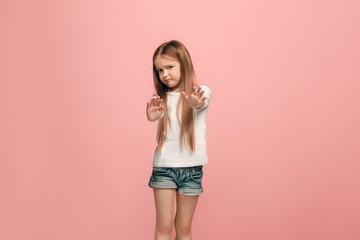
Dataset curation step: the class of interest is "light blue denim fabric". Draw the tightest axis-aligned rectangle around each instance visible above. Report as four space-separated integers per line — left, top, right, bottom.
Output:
148 165 203 195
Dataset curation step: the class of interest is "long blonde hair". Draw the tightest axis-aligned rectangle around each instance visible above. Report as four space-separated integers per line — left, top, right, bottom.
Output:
152 40 198 152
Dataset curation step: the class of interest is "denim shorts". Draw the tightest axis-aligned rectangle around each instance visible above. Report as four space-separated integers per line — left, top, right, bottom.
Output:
148 165 203 196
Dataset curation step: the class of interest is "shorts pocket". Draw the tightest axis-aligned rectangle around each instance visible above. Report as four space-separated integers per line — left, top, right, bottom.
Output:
190 166 203 183
153 167 171 175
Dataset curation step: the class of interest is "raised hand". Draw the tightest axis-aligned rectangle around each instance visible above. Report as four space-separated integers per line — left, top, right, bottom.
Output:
146 96 164 122
181 86 207 110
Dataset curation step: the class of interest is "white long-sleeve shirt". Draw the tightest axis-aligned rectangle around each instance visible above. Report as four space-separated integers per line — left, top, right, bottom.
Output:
149 85 212 167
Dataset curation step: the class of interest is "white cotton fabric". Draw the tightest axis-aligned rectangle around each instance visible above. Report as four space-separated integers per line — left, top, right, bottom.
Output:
149 85 212 167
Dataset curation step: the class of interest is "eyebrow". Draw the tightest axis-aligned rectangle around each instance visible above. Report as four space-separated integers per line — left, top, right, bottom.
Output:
156 64 174 70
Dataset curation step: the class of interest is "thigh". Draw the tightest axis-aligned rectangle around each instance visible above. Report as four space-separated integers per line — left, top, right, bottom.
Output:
153 188 176 223
175 192 199 224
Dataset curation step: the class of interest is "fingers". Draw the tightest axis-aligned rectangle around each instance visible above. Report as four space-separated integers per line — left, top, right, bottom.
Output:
150 96 163 107
196 87 201 94
148 97 164 116
199 90 205 97
184 87 206 104
192 87 204 97
181 91 189 100
153 96 160 106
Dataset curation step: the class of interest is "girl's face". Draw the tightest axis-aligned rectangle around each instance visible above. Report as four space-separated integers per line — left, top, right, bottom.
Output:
154 55 182 92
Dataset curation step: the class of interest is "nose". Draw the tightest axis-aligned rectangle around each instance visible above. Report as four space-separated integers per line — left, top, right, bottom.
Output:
163 70 169 77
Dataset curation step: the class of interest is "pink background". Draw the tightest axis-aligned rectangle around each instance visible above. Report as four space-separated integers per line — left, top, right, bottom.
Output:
1 0 359 239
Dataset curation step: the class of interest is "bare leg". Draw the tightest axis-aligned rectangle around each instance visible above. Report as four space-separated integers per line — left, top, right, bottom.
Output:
174 192 199 240
153 188 176 240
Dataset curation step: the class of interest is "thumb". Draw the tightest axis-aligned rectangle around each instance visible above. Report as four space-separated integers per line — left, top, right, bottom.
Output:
182 91 189 100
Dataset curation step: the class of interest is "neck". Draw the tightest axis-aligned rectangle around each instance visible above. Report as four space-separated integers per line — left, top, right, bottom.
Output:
168 86 181 93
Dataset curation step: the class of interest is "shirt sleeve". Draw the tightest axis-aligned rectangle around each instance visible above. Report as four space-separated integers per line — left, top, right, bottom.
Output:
149 93 164 119
195 85 212 111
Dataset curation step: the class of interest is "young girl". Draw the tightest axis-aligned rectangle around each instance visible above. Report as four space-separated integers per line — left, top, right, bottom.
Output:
146 40 212 240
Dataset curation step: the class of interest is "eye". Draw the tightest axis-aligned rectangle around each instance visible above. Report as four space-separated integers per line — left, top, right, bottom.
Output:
157 66 173 72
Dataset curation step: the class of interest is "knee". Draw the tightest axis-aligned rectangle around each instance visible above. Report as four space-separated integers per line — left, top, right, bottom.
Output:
156 220 173 236
174 219 191 235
